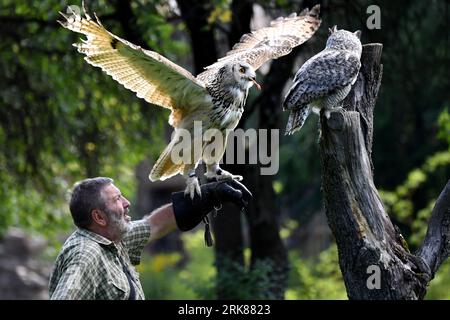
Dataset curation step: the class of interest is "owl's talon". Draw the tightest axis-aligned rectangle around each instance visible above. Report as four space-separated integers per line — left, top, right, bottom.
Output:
185 176 201 200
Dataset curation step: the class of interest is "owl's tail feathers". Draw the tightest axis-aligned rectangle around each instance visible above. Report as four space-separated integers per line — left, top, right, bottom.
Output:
285 106 311 135
149 142 184 182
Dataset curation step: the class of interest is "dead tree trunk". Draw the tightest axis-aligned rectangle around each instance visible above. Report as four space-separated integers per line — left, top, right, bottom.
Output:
319 43 450 299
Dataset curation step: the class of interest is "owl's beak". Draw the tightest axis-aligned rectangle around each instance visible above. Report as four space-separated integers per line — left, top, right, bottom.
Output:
251 77 261 90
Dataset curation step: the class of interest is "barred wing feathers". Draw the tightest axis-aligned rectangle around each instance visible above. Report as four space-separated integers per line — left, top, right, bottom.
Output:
283 50 361 110
59 9 209 126
201 5 321 75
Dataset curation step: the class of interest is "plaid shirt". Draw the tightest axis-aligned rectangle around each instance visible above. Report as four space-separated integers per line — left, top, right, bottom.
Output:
49 220 151 300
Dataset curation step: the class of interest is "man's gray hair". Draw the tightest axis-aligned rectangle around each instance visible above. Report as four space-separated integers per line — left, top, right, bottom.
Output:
69 177 113 228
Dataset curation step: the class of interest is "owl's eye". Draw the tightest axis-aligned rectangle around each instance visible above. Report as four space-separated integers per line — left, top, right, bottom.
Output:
239 67 245 73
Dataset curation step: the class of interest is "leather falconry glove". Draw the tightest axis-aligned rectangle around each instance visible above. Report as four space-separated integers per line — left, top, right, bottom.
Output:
172 179 252 246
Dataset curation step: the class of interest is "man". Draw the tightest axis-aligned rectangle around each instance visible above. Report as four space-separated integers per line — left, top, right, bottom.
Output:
49 177 251 300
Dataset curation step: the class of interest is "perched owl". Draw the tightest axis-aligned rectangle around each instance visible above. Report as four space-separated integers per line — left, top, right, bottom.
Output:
59 4 321 198
283 26 362 135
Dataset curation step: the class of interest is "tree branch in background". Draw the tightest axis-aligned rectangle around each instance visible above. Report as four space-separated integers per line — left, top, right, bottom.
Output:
114 0 149 49
229 0 253 46
177 0 218 74
417 180 450 276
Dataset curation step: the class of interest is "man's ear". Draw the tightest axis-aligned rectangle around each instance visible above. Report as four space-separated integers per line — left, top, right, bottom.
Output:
354 30 362 39
91 209 107 227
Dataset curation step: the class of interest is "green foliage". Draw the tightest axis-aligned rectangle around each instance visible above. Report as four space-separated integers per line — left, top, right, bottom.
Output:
137 252 198 299
208 6 232 25
426 259 450 300
287 245 347 300
139 230 280 300
0 0 189 239
177 230 217 298
138 230 215 299
0 172 72 241
138 230 347 300
437 107 450 145
212 257 279 300
205 0 232 26
380 107 450 247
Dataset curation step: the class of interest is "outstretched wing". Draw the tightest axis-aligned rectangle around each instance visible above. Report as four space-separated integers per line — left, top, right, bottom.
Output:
58 7 209 116
283 50 361 110
201 5 321 74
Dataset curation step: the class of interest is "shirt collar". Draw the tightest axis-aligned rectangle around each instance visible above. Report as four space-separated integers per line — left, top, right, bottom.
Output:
77 228 118 249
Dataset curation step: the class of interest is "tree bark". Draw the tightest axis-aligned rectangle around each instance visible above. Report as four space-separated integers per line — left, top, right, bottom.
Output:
416 181 450 276
319 43 449 299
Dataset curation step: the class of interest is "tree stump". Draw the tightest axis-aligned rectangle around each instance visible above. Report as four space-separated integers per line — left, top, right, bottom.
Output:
319 43 449 299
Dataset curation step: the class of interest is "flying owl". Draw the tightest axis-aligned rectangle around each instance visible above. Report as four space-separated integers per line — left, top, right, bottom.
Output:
283 26 362 135
59 4 321 198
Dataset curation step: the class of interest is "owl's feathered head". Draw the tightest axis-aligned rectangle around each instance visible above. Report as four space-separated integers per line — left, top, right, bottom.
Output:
326 26 362 56
220 62 260 91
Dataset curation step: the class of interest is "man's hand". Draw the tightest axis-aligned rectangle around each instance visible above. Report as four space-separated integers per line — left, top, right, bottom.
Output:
172 180 252 232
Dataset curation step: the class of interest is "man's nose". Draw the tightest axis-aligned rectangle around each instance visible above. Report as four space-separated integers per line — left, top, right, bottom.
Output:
122 197 130 208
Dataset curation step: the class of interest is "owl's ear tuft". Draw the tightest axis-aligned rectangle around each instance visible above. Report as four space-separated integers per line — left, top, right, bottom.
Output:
354 30 361 39
328 25 338 34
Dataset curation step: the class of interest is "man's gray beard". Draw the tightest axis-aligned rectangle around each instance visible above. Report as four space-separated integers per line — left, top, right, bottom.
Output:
105 208 131 240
